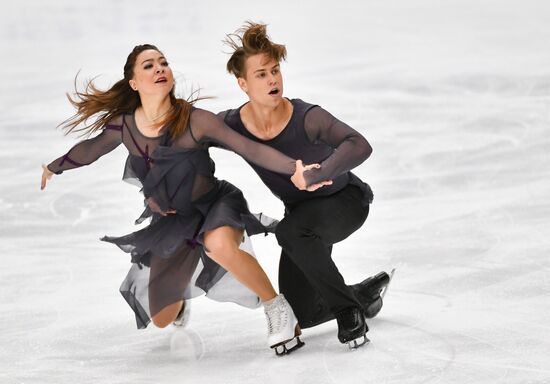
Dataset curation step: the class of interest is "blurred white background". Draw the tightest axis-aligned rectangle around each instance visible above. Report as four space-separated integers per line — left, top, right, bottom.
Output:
1 1 549 383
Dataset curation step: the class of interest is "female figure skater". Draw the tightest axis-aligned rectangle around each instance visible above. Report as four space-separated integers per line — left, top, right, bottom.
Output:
220 23 391 349
40 44 326 354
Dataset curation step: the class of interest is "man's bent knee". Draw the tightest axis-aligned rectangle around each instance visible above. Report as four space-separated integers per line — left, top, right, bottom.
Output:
275 218 298 247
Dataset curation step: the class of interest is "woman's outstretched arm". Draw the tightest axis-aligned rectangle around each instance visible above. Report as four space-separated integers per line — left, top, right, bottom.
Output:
41 123 123 190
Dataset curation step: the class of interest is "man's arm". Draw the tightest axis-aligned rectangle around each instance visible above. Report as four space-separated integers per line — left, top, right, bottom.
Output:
302 106 372 186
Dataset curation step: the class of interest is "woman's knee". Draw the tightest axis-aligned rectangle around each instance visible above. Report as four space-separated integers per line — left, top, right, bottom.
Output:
151 301 183 328
204 227 241 266
151 310 174 328
152 316 172 329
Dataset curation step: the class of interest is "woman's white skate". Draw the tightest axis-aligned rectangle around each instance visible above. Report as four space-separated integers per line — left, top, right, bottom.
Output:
172 300 191 328
264 294 305 356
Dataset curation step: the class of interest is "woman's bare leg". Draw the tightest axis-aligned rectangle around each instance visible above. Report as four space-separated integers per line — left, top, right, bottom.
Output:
151 225 275 328
203 225 277 301
151 300 184 328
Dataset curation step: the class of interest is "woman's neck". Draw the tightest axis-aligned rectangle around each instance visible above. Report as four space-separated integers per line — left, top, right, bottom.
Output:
139 96 173 124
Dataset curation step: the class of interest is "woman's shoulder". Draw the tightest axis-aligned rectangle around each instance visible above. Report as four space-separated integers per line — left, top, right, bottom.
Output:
104 113 128 130
189 107 223 126
190 107 215 118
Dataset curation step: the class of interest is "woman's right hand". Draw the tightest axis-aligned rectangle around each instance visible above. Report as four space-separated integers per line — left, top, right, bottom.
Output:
291 160 333 192
41 164 54 190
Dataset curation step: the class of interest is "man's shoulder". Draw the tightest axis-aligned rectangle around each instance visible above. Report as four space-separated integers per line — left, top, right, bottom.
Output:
290 98 319 114
216 109 231 120
216 108 240 130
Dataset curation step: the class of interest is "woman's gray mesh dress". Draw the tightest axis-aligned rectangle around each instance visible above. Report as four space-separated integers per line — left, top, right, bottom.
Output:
48 108 296 329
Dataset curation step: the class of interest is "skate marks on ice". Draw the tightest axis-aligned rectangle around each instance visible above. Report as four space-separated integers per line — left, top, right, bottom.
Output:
321 323 456 384
169 328 205 360
314 295 550 383
301 289 451 383
296 276 550 384
369 318 550 383
259 313 456 384
10 318 216 384
397 288 550 382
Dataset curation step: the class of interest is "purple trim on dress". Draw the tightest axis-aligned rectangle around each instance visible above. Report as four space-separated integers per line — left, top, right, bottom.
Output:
106 115 125 141
104 124 123 131
59 153 85 167
186 238 199 249
125 118 153 170
121 115 125 140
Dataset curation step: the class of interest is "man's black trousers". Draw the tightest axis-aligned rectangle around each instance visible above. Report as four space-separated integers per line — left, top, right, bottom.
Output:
275 184 369 329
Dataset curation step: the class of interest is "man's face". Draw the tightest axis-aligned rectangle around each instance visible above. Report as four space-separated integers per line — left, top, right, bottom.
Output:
238 53 284 108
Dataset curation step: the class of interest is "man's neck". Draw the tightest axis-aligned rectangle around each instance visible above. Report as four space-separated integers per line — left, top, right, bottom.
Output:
241 99 293 140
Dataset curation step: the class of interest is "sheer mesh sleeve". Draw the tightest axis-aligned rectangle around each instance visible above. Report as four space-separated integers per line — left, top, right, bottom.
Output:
47 124 123 174
302 106 372 186
183 108 296 175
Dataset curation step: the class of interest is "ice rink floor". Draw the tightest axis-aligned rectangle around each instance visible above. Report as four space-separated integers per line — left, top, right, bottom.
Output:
1 1 549 383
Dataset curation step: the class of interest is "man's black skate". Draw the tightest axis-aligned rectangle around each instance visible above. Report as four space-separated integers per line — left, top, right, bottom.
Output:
336 307 369 349
353 269 395 318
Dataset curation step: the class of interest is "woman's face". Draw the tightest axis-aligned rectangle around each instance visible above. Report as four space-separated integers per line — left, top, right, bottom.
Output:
238 53 284 108
129 49 174 97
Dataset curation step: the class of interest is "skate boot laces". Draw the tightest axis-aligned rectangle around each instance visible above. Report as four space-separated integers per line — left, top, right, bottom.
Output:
264 296 289 336
264 295 305 354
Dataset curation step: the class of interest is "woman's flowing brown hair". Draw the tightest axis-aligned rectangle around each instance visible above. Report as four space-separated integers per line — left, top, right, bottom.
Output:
59 44 199 140
224 21 287 79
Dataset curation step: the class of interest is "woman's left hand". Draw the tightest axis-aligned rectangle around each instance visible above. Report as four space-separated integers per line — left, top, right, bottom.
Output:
41 164 54 190
146 197 176 216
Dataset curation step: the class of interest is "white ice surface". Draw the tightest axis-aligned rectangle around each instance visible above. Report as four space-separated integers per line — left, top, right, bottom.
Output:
1 1 549 383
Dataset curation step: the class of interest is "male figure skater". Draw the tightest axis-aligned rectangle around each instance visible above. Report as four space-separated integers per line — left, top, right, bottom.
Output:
218 22 391 349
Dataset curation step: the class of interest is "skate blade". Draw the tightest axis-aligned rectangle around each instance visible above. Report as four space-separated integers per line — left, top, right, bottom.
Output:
273 337 305 356
380 268 396 300
270 324 302 347
347 335 370 350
